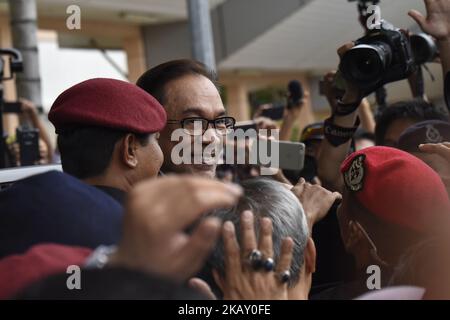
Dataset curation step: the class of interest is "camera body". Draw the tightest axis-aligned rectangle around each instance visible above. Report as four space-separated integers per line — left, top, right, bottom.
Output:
0 48 23 80
340 20 416 93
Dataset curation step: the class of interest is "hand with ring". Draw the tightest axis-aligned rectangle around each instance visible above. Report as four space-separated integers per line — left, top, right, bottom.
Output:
215 210 294 300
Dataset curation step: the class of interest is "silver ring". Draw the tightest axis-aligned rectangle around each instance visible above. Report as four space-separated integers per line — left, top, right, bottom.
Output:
262 258 275 272
247 249 263 270
278 270 291 284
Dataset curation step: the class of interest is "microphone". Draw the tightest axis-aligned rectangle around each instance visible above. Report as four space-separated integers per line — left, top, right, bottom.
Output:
287 80 304 109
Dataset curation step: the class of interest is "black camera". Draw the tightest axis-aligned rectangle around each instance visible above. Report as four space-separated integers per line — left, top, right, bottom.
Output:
0 48 23 80
339 20 438 94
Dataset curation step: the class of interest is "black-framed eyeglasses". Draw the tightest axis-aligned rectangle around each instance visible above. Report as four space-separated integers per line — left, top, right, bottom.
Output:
167 117 236 136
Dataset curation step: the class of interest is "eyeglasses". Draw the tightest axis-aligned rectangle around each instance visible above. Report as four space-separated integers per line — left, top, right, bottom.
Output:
167 117 236 136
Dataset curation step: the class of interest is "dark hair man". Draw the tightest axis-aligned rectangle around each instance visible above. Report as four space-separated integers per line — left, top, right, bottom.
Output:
375 100 448 147
398 120 450 195
48 78 167 204
137 60 235 178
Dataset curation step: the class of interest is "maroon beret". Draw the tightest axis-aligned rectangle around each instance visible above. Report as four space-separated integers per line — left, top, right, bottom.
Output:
48 78 167 134
341 146 450 233
0 244 92 299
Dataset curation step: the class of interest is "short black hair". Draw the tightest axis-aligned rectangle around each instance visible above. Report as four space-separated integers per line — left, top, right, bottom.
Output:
375 99 449 145
57 127 149 179
136 59 217 105
16 267 208 300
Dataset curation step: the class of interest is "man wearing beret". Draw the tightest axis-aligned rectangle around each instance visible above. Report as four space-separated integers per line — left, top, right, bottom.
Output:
314 146 450 299
137 60 234 179
398 120 450 195
48 78 166 204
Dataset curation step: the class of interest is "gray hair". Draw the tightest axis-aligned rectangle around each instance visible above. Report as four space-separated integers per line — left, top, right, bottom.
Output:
199 178 309 295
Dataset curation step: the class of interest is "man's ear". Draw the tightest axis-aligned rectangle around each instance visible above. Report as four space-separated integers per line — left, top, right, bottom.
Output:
345 220 365 252
305 237 316 274
121 133 139 168
212 269 224 292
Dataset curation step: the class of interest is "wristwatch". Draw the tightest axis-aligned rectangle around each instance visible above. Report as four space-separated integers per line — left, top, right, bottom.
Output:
84 245 117 269
334 99 362 117
324 117 360 147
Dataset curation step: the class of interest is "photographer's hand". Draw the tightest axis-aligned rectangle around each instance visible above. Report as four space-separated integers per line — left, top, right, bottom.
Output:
316 44 365 193
19 98 54 164
291 178 342 232
279 95 305 142
419 142 450 196
409 0 450 41
20 98 38 117
409 0 450 75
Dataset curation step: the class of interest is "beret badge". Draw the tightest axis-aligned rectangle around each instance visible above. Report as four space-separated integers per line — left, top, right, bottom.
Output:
344 154 365 192
425 125 443 144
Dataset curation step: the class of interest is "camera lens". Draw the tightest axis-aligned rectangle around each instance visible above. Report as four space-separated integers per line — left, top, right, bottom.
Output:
410 33 438 65
340 42 392 87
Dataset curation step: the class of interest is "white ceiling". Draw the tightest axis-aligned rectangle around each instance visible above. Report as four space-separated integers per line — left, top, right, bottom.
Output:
219 0 427 71
218 0 446 102
2 0 442 101
36 0 226 18
0 0 227 24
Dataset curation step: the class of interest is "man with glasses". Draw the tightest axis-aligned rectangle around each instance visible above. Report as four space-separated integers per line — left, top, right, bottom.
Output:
313 146 450 299
137 60 235 178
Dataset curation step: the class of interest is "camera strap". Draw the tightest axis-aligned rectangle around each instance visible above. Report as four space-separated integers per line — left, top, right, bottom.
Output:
324 116 360 147
334 99 362 116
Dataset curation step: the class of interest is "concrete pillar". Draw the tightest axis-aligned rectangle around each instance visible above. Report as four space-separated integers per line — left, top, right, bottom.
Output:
226 83 250 121
0 14 19 136
187 0 216 71
123 30 147 83
8 0 42 109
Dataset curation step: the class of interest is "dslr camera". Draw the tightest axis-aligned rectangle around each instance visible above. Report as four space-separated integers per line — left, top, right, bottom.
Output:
339 20 438 94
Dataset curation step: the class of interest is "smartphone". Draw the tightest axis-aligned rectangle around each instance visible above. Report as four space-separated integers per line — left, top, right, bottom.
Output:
260 105 285 120
277 141 305 171
251 140 305 171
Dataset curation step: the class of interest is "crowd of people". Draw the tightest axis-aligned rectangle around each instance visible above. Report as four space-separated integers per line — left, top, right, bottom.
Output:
1 0 450 301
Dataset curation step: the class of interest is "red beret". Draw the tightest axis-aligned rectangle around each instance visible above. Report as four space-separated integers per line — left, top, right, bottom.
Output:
0 244 92 299
340 146 450 233
48 78 167 134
